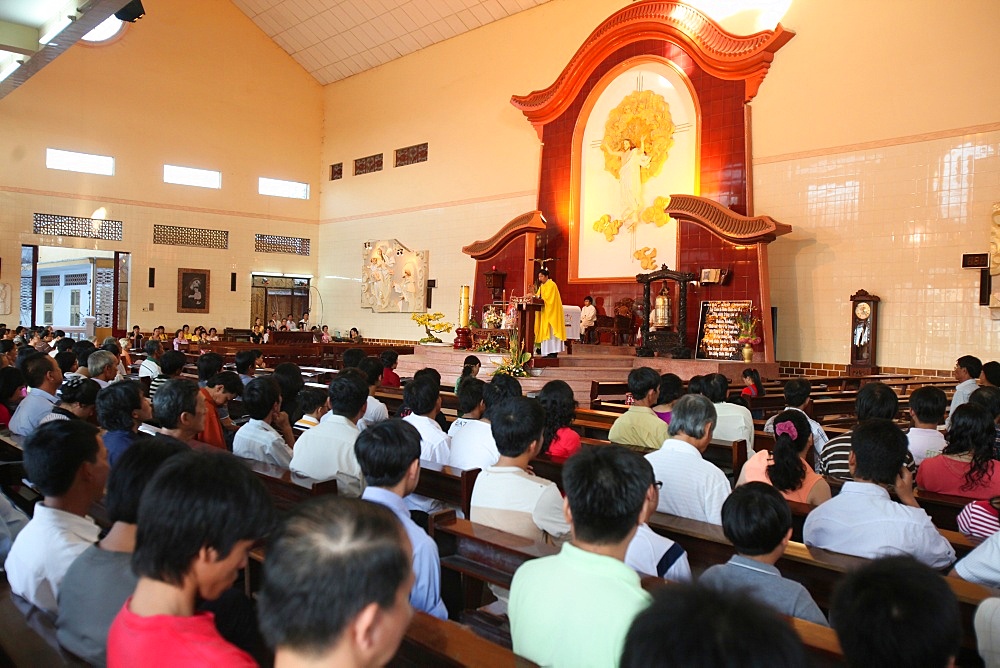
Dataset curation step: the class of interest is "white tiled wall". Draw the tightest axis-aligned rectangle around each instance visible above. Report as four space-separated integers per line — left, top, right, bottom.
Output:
0 190 318 332
756 130 1000 369
315 193 537 341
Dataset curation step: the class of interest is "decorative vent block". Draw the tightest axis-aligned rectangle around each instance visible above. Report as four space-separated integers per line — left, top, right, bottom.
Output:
330 163 343 180
354 153 383 176
64 273 89 286
39 275 61 287
33 213 123 241
153 224 229 250
255 234 311 256
395 143 428 168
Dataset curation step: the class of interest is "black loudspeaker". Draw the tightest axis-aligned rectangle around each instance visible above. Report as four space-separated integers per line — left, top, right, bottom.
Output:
231 273 237 292
148 268 155 288
115 0 145 22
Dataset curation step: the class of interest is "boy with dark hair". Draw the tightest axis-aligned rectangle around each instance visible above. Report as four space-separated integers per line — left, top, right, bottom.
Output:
341 347 365 370
817 381 914 477
139 340 163 380
294 387 328 429
196 371 243 450
700 482 827 625
449 376 485 435
380 349 401 387
804 419 955 568
257 496 414 666
233 376 295 467
148 350 186 400
196 351 225 386
8 352 63 435
471 396 569 543
609 366 669 449
152 378 206 446
622 584 807 668
290 372 369 495
832 556 961 668
509 445 652 666
107 450 276 666
704 372 755 454
97 380 153 466
448 375 519 471
950 354 984 429
356 355 389 430
234 349 258 386
4 421 108 612
907 385 948 464
763 376 829 455
401 375 451 514
356 420 447 619
57 438 187 665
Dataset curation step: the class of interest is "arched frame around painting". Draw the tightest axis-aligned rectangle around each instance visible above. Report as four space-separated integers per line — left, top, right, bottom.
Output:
570 55 701 283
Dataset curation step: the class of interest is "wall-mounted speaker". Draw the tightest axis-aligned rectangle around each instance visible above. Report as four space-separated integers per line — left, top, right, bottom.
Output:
231 273 237 292
148 268 155 288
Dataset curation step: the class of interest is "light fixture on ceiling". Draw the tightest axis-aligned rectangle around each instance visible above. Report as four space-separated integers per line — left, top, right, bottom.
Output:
39 15 75 46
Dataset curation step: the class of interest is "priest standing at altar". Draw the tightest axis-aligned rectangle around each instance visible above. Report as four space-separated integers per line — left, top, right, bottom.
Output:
534 268 566 358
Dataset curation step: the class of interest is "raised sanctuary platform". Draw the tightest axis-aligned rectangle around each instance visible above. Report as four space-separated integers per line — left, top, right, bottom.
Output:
396 345 779 399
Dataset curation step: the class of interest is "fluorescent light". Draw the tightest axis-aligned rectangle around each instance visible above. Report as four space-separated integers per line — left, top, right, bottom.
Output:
284 273 313 279
39 16 73 45
46 148 115 176
0 60 20 82
164 164 221 189
259 177 309 200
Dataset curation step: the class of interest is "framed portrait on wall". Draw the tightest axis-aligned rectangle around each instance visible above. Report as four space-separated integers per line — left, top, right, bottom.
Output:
177 268 210 313
570 57 700 282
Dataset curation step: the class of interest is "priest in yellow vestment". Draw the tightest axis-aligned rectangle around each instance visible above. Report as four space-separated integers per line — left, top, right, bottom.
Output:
534 268 566 357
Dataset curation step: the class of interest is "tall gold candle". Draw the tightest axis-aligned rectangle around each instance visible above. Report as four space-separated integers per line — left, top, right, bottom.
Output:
460 285 470 327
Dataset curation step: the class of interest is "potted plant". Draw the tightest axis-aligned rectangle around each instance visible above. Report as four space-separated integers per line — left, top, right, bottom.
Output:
736 310 761 363
411 312 454 344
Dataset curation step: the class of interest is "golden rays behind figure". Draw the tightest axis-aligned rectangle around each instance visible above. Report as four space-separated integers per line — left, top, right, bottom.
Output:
600 89 675 183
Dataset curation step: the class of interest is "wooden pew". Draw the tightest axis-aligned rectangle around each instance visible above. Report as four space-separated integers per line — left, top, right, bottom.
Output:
236 457 337 512
429 512 845 663
415 461 480 518
390 613 538 667
0 575 89 667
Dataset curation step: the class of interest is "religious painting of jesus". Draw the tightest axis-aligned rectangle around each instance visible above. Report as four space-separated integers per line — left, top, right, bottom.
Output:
177 268 210 314
570 58 700 282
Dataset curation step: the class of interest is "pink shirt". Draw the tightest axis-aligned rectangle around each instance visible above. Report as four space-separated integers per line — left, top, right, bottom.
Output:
547 427 581 460
741 450 824 504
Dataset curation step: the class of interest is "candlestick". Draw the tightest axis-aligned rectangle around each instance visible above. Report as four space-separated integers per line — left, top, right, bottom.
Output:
459 285 470 327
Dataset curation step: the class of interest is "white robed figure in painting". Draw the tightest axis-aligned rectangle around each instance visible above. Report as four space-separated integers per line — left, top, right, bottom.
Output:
603 137 651 230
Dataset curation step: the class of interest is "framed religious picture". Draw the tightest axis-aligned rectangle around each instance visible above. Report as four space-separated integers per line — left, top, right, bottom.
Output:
177 268 210 314
569 57 700 282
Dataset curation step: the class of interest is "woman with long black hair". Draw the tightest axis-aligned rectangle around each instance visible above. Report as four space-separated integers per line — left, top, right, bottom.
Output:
737 409 830 506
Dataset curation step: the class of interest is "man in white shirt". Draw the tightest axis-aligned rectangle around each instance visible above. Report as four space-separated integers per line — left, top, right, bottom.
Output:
401 376 451 514
449 378 516 471
290 372 368 496
906 386 948 465
4 420 108 613
448 377 485 438
646 394 731 525
138 340 163 380
356 356 389 431
762 378 829 456
9 353 63 436
804 419 955 569
948 355 982 429
234 376 296 468
703 373 754 454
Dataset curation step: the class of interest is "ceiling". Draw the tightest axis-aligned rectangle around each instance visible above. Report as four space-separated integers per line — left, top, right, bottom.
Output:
229 0 554 85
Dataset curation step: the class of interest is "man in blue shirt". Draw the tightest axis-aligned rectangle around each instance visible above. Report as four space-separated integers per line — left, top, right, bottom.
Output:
355 419 448 619
9 353 63 436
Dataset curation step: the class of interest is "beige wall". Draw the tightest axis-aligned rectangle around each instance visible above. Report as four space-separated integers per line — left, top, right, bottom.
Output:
0 0 323 331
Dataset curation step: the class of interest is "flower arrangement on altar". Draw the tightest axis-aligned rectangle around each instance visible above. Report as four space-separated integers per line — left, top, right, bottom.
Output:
411 312 453 343
483 306 504 328
492 331 532 377
736 311 761 345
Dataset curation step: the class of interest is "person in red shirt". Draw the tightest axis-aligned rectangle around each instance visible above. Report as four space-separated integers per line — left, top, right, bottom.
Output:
917 403 1000 499
538 379 581 460
380 349 402 388
107 451 276 667
196 372 242 450
0 366 25 429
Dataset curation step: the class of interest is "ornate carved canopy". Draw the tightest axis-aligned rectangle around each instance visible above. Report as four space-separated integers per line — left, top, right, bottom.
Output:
461 210 546 261
665 195 792 244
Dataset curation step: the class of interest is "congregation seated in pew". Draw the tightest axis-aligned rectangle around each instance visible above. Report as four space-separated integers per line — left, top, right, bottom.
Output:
624 455 691 582
537 379 582 459
8 353 63 436
257 497 414 667
401 375 451 515
356 356 389 430
906 385 948 465
293 386 327 430
107 451 276 666
917 403 1000 499
608 367 669 450
446 375 484 437
233 376 296 468
645 394 731 525
804 419 956 569
762 377 830 456
356 419 448 619
738 409 831 506
448 376 520 471
150 379 206 448
509 445 652 667
147 350 185 400
700 482 827 626
289 372 367 496
703 373 754 454
97 379 153 466
195 371 243 451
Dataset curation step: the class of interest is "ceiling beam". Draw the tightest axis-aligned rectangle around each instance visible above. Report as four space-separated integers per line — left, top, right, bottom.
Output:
0 0 132 101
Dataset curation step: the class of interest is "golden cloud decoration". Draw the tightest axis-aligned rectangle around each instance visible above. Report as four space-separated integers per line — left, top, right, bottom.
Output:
600 89 675 183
